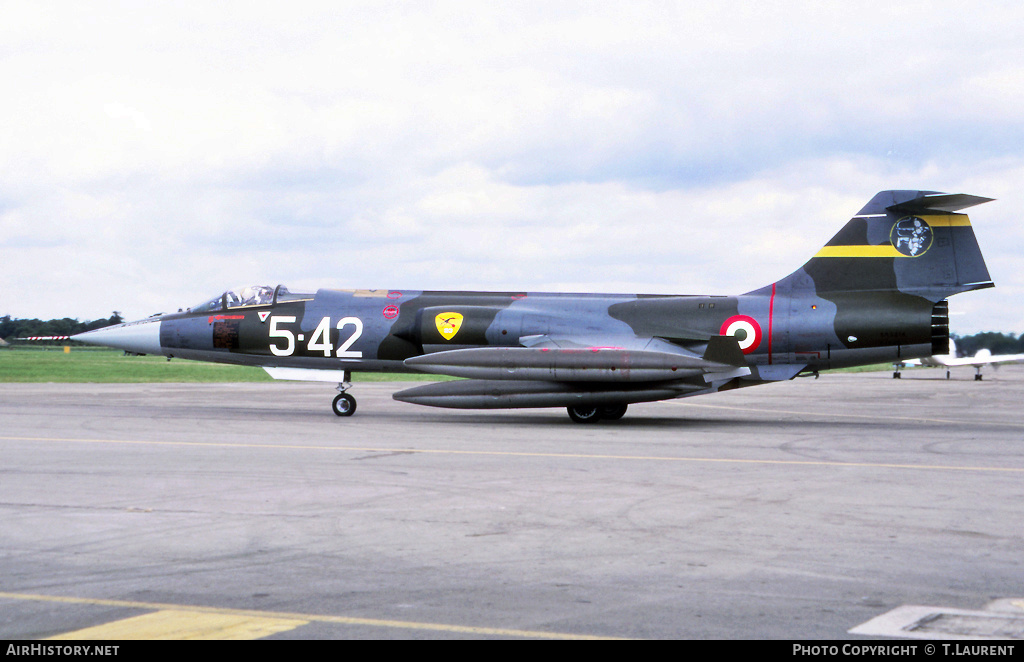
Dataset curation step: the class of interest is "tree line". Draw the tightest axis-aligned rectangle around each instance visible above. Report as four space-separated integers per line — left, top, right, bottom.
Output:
0 313 124 343
952 332 1024 357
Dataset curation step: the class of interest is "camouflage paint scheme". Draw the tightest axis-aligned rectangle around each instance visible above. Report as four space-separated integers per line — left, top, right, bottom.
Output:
73 190 994 422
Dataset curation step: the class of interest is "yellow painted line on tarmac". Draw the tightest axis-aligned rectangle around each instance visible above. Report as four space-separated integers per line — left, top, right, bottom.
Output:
47 609 308 640
0 592 619 640
1 435 1022 474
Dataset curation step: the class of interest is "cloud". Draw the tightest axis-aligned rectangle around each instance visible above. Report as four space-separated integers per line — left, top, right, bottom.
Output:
2 2 1023 335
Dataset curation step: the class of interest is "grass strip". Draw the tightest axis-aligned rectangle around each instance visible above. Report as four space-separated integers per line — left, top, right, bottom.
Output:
0 347 441 383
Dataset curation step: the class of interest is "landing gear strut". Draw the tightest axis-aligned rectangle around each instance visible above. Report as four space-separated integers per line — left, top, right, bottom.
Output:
332 371 357 417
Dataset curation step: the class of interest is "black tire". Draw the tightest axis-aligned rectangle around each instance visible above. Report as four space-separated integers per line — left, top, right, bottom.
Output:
600 404 628 421
567 405 602 424
332 393 357 417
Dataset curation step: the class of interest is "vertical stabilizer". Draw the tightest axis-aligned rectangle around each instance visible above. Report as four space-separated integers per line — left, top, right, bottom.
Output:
774 190 994 301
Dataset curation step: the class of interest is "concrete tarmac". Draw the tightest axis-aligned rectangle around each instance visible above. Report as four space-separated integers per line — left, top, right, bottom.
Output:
2 367 1023 639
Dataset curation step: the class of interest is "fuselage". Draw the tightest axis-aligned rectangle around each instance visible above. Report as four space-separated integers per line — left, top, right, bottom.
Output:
82 284 942 378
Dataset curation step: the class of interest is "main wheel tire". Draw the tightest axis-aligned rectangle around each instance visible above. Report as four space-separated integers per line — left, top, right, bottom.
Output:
600 404 628 421
567 405 602 424
332 393 357 417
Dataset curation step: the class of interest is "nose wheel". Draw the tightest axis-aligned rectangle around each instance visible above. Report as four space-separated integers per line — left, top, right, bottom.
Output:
332 392 357 416
332 371 357 417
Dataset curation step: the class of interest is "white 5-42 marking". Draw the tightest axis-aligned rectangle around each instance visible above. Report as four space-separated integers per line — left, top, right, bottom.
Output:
335 317 363 358
269 316 296 357
269 316 363 358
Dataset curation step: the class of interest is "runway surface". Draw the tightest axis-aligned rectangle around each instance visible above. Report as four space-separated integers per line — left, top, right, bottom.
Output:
2 367 1023 639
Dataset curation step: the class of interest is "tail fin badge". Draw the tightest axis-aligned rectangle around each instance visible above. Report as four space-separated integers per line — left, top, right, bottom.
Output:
891 217 933 257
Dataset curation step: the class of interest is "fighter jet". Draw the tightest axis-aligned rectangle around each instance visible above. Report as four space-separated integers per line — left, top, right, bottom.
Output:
893 338 1024 380
73 190 995 423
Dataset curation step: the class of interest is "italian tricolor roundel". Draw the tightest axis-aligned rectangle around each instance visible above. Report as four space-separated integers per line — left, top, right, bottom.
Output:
720 315 762 354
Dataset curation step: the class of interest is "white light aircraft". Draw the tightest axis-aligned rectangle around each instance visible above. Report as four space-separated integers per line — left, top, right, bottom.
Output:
893 339 1024 380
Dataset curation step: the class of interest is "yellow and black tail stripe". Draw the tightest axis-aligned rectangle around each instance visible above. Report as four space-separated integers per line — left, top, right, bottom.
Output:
814 245 905 258
813 214 972 259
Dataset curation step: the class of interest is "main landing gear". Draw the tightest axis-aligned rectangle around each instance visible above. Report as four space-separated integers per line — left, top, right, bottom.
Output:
332 371 357 417
566 403 628 423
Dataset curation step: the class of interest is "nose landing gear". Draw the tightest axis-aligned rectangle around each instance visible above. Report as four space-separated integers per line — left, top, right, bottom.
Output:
332 371 357 417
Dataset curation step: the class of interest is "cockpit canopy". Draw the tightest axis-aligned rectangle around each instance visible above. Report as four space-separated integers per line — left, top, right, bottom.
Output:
190 285 297 313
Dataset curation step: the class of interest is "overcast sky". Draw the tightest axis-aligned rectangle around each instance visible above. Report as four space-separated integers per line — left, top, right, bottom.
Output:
3 1 1023 334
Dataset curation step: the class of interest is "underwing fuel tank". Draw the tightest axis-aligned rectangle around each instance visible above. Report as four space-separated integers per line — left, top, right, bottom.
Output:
393 379 704 409
404 346 727 381
397 340 751 409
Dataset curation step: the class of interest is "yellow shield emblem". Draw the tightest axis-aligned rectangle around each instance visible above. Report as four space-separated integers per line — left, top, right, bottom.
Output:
435 312 464 341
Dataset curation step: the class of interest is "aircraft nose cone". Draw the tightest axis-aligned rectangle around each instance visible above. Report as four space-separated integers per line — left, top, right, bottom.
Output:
72 320 163 355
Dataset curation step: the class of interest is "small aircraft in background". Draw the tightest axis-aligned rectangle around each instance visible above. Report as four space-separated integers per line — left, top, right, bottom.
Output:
73 190 995 422
893 338 1024 380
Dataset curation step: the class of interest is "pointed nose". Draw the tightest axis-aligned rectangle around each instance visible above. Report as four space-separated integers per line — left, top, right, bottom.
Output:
72 320 163 355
